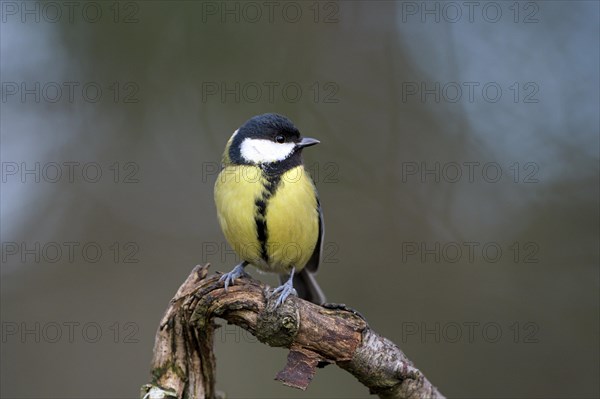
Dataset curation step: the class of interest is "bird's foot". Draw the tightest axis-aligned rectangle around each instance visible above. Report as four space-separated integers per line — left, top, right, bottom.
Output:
272 269 297 307
219 262 249 291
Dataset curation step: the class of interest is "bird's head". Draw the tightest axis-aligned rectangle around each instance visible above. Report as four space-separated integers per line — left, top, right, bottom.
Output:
222 113 319 169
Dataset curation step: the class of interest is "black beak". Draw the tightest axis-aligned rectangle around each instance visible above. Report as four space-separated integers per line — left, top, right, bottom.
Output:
297 137 320 148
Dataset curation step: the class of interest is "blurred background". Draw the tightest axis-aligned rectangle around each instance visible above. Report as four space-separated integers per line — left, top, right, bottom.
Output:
1 1 598 398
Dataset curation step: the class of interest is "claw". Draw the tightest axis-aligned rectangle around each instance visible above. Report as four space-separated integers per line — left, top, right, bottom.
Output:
219 262 248 291
272 268 297 307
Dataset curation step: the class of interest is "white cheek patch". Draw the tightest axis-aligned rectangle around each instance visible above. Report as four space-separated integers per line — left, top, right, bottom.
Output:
240 138 295 163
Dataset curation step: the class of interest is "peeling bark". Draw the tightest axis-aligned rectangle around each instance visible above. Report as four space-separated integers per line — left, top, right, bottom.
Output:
141 264 445 399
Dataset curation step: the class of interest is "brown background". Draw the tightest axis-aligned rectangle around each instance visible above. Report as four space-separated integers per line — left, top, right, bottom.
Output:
1 1 598 398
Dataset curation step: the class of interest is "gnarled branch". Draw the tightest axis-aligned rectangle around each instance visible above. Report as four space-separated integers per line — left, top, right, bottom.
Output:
141 264 445 399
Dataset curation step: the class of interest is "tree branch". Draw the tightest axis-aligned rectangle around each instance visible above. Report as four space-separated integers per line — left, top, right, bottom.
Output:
140 264 445 399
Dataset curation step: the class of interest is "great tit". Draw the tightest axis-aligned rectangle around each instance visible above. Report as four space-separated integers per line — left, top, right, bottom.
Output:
214 113 326 307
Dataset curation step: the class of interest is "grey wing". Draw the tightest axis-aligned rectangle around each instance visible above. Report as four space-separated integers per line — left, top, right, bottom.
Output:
305 201 324 272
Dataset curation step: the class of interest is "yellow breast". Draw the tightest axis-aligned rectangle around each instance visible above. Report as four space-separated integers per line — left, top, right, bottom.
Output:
214 165 319 273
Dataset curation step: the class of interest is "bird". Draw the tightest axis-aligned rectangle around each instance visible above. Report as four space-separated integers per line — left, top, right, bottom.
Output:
214 113 326 307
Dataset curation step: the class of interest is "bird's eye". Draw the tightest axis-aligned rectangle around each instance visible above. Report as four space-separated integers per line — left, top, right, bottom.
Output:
275 135 285 143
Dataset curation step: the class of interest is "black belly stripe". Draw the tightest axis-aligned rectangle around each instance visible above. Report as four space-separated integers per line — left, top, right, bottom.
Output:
254 172 282 262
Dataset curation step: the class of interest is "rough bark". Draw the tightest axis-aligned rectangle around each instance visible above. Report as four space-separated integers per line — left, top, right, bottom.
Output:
141 264 445 399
